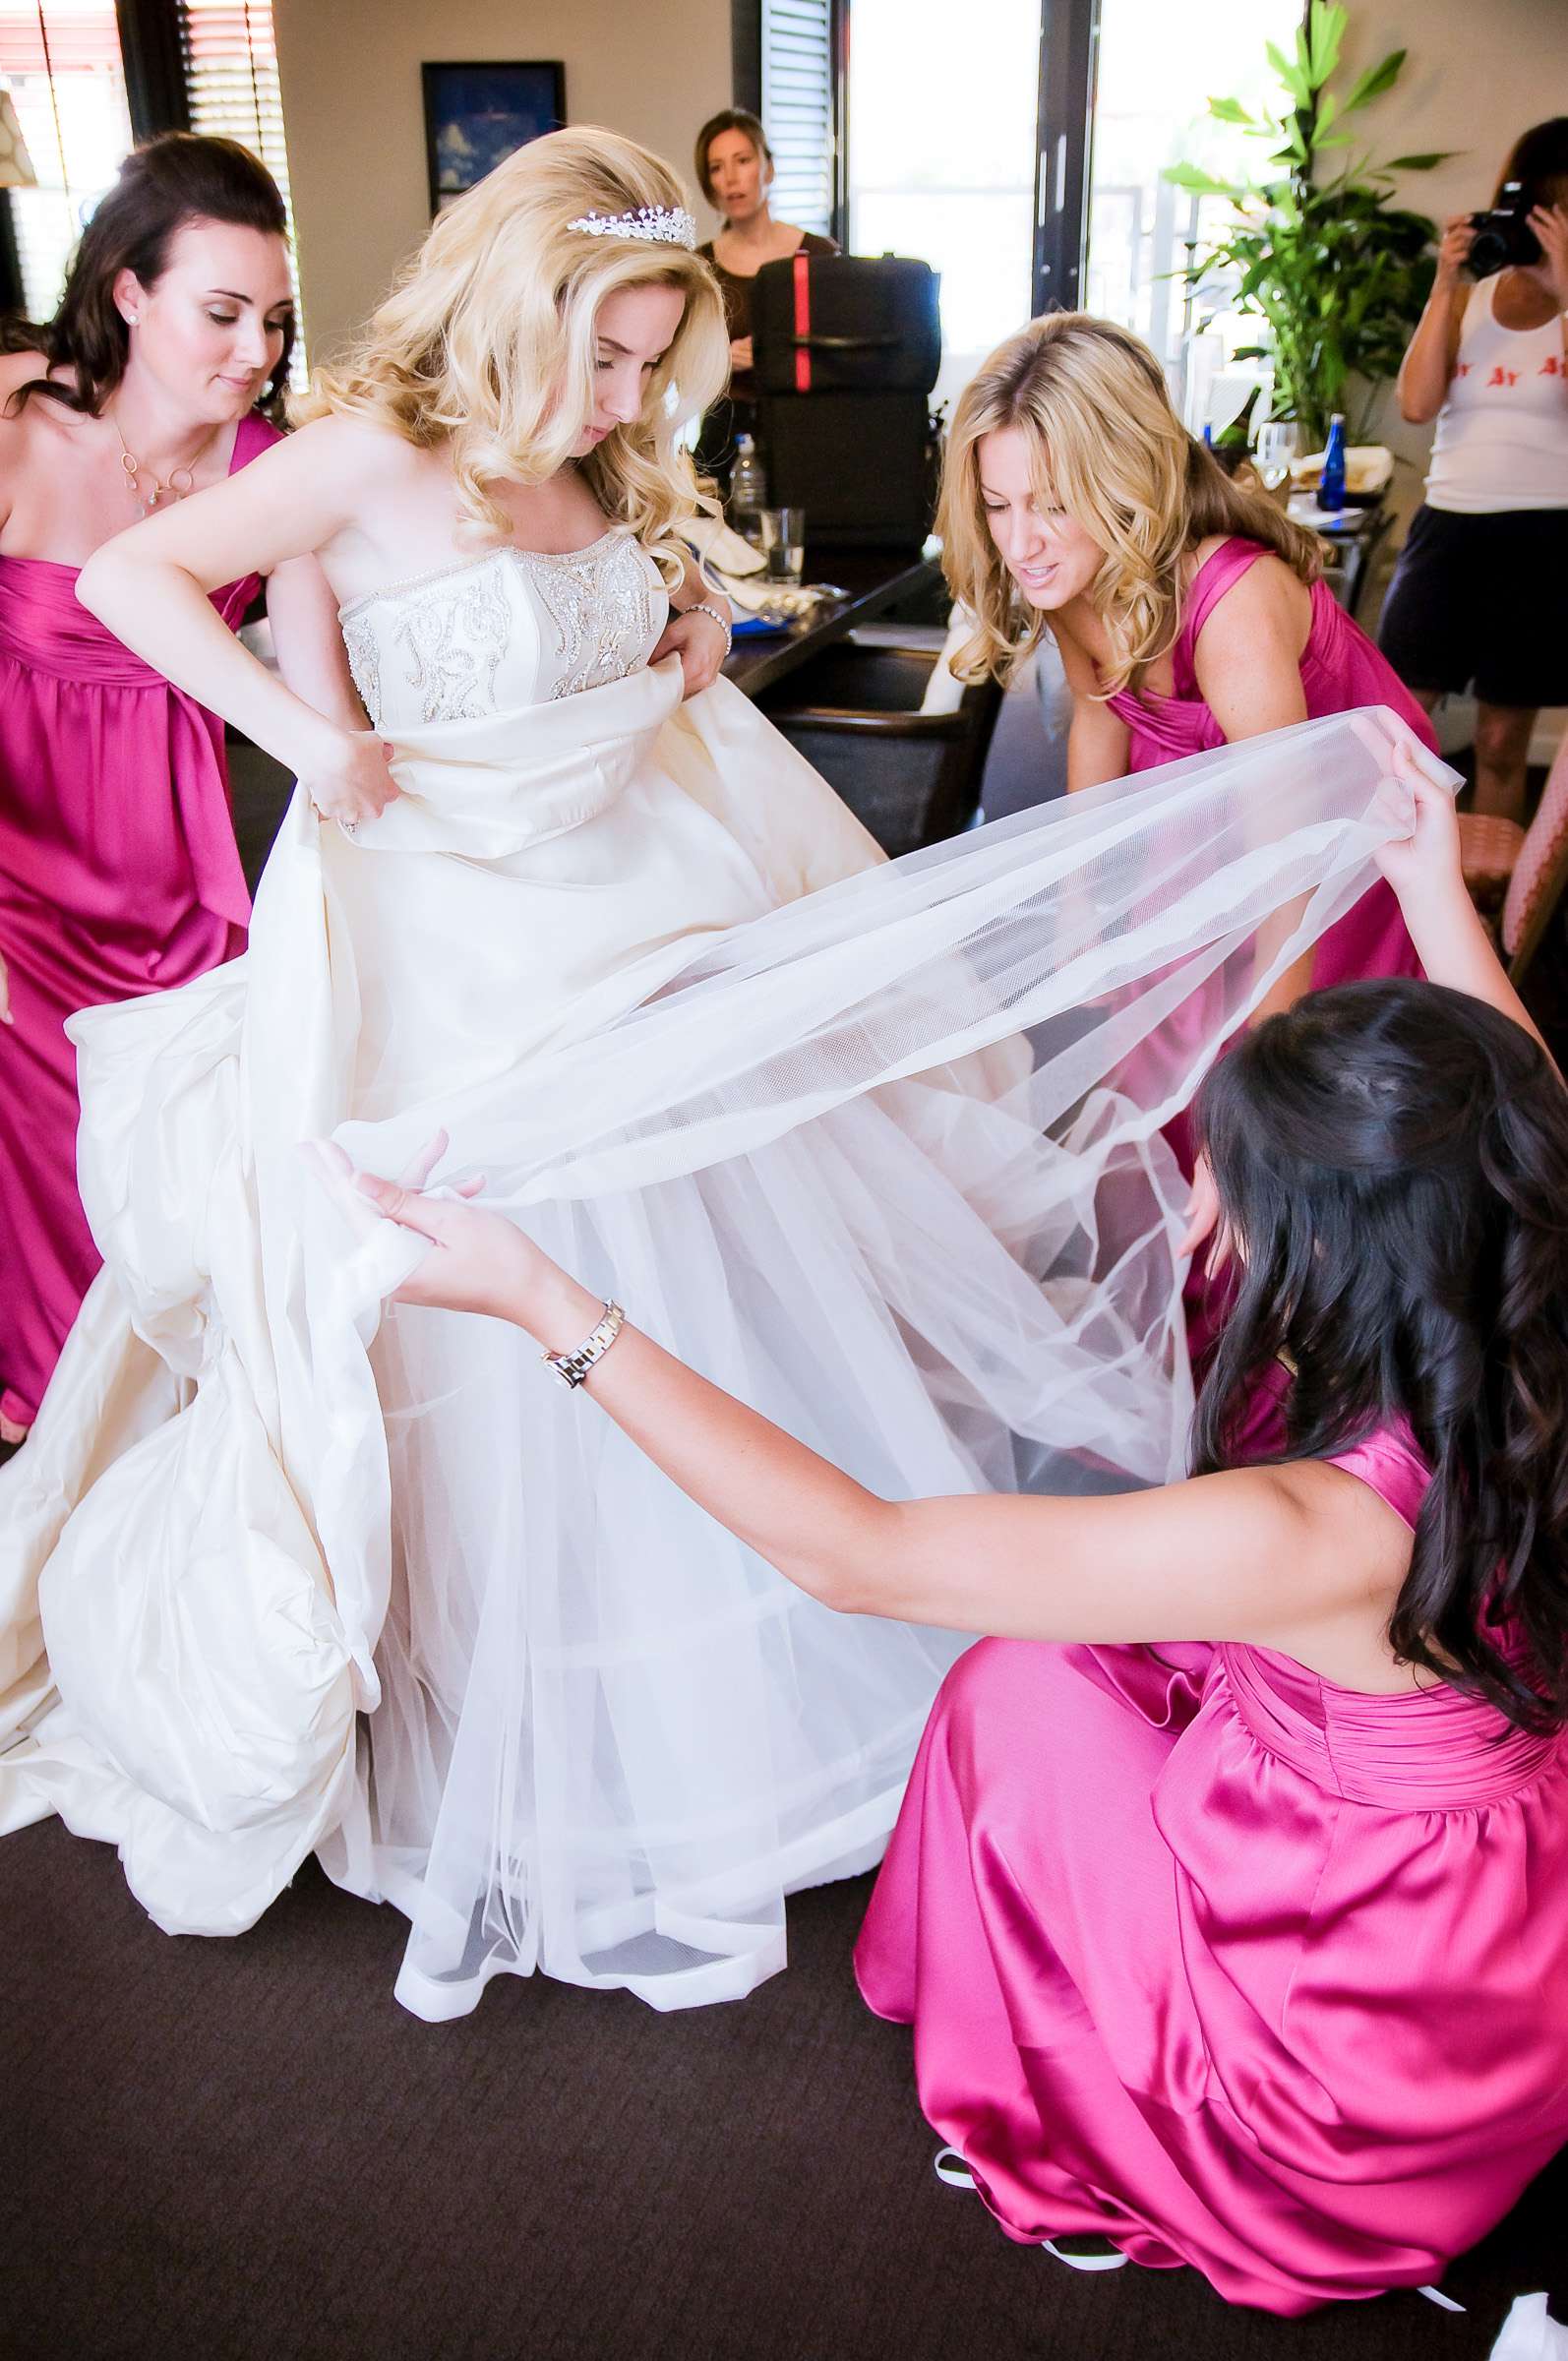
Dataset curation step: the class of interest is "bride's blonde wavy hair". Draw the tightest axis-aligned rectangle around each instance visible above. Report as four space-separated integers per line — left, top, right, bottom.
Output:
292 126 728 576
939 313 1320 695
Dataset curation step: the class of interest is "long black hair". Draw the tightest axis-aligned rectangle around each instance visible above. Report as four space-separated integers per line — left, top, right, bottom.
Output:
1 132 293 423
1191 978 1568 1730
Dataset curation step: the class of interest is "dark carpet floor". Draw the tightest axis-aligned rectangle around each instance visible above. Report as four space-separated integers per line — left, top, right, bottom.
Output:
5 1816 1565 2361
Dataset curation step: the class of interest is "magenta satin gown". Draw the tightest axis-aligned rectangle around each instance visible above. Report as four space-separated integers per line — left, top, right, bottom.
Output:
855 1425 1568 2313
0 408 277 1427
1111 538 1440 1370
1109 536 1437 996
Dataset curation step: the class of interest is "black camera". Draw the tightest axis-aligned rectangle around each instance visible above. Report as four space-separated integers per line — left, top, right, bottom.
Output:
1465 181 1542 277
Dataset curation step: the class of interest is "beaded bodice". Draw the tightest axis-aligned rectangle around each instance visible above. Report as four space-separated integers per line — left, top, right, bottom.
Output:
338 529 667 731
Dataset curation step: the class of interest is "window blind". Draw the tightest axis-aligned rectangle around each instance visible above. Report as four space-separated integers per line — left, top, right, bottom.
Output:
0 4 133 318
177 0 302 364
760 0 838 238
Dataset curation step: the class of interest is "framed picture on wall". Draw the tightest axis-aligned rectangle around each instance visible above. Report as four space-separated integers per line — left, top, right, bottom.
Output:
422 62 567 212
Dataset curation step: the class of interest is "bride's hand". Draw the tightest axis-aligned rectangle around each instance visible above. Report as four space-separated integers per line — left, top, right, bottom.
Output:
304 726 401 830
651 604 730 700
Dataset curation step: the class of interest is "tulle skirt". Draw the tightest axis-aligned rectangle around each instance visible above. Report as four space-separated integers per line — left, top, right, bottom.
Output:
0 669 1441 2014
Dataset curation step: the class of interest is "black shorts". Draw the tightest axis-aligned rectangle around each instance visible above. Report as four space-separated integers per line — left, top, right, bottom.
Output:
1377 501 1568 709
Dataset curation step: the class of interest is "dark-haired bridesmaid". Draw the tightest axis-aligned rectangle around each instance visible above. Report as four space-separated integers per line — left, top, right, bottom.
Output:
343 757 1568 2317
0 133 358 1439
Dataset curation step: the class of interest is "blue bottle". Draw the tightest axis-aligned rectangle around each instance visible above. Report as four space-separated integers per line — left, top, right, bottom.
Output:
1319 413 1347 514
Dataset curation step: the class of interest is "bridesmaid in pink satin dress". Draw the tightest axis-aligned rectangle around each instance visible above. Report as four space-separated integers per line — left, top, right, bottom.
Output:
342 762 1568 2316
0 137 354 1434
938 314 1440 1370
1104 534 1436 992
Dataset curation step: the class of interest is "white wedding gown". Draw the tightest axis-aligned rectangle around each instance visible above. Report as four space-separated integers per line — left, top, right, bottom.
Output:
0 522 1435 2015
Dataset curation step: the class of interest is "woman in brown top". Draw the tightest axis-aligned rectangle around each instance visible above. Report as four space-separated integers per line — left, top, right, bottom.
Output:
694 108 837 477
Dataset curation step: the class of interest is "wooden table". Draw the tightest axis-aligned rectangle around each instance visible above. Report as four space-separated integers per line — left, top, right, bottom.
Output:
722 543 944 698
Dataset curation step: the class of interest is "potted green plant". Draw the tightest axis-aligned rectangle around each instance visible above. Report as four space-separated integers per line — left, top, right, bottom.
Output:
1165 0 1447 447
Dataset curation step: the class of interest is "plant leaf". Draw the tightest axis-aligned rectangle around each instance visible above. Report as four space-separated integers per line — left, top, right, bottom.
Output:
1206 94 1254 126
1342 48 1406 113
1307 0 1347 85
1265 39 1311 107
1162 163 1246 199
1383 151 1452 171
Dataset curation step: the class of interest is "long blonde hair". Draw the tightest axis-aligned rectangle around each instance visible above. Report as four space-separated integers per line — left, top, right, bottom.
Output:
293 126 729 575
939 313 1321 694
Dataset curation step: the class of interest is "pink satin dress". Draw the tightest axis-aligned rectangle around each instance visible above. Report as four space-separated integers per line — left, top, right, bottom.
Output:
1108 536 1436 996
1109 538 1440 1372
0 408 276 1427
855 1424 1568 2314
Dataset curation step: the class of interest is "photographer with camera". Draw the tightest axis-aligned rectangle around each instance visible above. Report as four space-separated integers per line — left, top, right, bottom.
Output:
1379 119 1568 822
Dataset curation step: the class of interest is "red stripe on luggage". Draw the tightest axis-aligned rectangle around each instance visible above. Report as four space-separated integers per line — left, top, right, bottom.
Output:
793 253 812 393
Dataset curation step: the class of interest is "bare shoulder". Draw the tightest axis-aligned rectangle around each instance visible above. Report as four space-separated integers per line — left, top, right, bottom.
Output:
0 350 60 439
0 347 49 395
271 410 426 493
0 355 72 498
1270 1454 1415 1589
1196 540 1311 647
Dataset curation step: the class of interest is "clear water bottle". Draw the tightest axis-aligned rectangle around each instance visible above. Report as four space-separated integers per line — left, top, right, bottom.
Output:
729 433 767 544
1318 413 1347 515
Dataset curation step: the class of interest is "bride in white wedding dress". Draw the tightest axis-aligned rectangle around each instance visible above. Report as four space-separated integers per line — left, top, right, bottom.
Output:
0 125 1436 2016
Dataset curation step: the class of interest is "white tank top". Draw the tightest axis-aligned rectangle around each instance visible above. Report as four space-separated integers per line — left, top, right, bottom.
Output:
1424 274 1568 513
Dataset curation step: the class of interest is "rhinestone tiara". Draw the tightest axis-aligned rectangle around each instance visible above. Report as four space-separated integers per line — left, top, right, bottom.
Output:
568 205 697 250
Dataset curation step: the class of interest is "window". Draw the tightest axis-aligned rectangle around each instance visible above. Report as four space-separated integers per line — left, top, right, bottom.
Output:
1 0 301 359
0 3 134 321
176 1 290 221
1084 0 1303 408
177 0 301 362
742 0 1311 421
760 0 842 241
847 0 1040 408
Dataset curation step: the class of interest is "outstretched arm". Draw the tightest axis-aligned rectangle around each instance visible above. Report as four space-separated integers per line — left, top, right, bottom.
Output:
1375 744 1556 1070
334 1151 1392 1664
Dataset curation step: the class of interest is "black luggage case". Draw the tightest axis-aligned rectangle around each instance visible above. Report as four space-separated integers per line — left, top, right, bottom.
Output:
751 254 941 547
751 254 941 394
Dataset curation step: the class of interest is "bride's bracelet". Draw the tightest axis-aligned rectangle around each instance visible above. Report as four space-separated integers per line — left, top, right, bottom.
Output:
682 600 733 657
543 1300 625 1390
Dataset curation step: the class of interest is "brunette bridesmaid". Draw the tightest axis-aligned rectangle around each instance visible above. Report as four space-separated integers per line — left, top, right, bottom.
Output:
0 134 356 1438
343 759 1568 2317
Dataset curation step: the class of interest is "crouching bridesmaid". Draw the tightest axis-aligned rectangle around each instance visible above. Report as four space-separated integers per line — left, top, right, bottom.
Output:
342 757 1568 2316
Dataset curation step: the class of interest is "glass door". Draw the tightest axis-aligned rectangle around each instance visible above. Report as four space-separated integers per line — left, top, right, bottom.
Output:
846 0 1042 409
1081 0 1303 415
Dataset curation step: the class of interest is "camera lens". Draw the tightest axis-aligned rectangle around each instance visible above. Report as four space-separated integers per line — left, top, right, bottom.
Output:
1466 222 1512 277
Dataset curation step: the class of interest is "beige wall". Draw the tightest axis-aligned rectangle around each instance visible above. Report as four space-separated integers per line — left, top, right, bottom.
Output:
273 0 733 360
1328 0 1568 735
1332 0 1568 474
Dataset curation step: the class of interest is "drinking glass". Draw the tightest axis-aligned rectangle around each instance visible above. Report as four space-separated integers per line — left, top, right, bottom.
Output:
1253 420 1299 495
756 508 806 582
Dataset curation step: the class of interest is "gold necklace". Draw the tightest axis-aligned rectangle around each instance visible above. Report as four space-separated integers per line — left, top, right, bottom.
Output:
109 409 222 515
